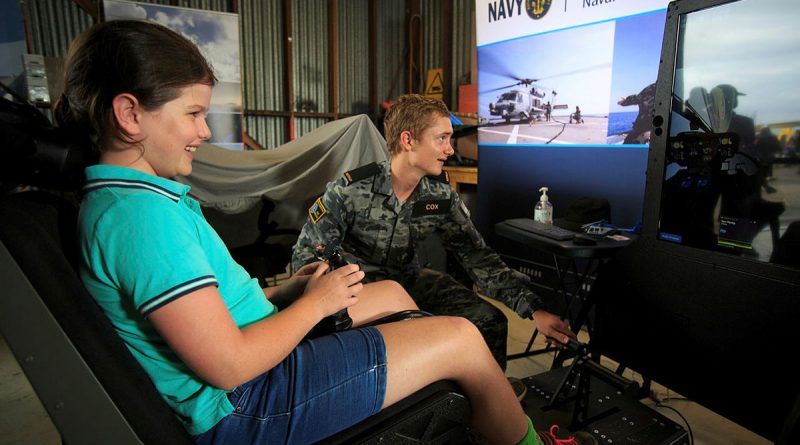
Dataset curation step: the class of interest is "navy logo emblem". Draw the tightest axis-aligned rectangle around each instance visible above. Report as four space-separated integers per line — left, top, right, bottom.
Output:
526 0 552 20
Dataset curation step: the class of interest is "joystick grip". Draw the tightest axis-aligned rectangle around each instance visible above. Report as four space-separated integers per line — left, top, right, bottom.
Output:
317 247 354 333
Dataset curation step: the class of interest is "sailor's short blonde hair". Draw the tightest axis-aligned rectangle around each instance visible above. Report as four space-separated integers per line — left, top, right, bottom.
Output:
384 94 450 156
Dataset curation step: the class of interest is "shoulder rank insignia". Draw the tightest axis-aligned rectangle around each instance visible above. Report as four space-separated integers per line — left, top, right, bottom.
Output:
428 170 450 184
343 163 381 185
309 197 327 224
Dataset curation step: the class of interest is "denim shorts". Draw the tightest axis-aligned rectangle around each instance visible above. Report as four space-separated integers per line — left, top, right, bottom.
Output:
193 326 387 445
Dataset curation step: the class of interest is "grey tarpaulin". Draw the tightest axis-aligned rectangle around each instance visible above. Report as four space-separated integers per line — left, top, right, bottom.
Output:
176 114 389 231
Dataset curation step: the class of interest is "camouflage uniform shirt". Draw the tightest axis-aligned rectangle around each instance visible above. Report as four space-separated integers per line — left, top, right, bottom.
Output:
291 161 545 319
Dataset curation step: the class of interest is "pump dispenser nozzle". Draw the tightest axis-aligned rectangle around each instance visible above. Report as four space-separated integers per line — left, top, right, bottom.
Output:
535 186 553 224
539 187 549 202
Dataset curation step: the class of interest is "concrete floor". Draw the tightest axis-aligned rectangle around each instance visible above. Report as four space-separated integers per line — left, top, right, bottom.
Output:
0 296 771 444
0 335 60 445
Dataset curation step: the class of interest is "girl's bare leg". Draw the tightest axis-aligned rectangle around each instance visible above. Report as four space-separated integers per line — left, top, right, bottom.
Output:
376 316 528 445
349 280 419 325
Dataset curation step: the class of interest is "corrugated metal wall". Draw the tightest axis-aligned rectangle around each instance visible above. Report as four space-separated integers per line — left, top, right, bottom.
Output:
24 0 232 57
240 0 287 148
421 0 442 96
21 0 473 149
178 0 229 11
25 0 92 57
451 0 474 111
338 0 369 115
292 0 328 139
376 0 407 104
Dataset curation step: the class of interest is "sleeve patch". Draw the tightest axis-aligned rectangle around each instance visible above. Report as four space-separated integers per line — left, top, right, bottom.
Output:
309 197 328 224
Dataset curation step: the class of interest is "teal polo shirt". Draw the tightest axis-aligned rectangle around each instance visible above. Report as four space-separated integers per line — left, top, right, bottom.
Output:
78 165 277 435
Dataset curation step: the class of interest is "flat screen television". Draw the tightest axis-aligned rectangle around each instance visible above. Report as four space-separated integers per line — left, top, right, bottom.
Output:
592 0 800 441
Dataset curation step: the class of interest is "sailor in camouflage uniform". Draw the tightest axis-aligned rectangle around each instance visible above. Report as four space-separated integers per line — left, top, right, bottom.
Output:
292 94 574 370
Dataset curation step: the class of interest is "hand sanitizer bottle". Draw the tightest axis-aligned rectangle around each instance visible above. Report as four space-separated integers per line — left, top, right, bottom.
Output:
534 187 553 224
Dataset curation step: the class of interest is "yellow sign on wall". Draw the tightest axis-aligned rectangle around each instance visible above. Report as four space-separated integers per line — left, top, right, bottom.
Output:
425 68 444 100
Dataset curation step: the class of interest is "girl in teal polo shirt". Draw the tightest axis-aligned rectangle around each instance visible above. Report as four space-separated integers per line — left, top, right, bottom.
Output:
56 20 542 445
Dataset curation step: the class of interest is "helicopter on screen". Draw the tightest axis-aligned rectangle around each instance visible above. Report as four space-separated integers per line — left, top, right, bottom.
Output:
486 77 556 123
481 64 611 125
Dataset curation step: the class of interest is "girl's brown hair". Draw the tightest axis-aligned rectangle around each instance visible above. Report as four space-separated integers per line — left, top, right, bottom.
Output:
54 20 217 153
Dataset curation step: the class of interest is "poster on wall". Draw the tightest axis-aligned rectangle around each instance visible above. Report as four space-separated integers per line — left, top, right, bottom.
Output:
0 2 27 90
104 0 244 150
476 0 670 147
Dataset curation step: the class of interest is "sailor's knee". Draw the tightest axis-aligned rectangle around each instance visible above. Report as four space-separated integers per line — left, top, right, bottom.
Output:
469 300 507 324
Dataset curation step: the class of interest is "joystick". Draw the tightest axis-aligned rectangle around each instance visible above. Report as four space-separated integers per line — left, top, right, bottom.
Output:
314 245 355 334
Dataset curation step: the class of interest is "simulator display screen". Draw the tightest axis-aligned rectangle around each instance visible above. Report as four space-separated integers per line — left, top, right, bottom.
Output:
476 2 668 147
657 0 800 266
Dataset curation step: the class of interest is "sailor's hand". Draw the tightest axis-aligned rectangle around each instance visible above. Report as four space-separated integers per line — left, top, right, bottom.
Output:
532 310 576 346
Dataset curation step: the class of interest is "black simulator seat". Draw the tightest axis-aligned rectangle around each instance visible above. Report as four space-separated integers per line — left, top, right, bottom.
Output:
0 191 471 444
202 197 300 287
